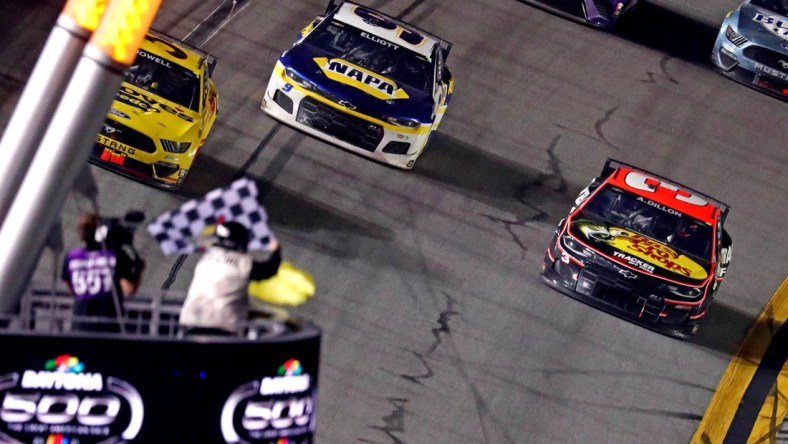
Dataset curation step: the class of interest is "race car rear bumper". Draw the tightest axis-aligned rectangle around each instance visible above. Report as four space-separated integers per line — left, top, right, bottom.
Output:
541 253 701 339
261 66 431 169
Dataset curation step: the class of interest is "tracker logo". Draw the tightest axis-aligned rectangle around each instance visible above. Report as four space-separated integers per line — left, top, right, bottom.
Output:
221 359 315 443
0 355 144 443
612 251 656 273
752 13 788 40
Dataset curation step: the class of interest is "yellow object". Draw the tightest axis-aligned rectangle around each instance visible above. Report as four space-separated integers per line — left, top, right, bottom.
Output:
248 262 316 306
90 0 163 65
63 0 108 31
692 276 788 443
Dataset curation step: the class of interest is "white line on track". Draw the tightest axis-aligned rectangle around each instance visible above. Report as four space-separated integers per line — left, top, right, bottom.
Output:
182 0 251 47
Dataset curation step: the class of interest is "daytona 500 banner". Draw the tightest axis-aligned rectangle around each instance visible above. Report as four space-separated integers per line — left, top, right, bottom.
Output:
0 328 320 443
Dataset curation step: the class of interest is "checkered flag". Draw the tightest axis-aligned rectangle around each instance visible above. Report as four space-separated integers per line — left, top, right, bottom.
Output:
146 177 276 255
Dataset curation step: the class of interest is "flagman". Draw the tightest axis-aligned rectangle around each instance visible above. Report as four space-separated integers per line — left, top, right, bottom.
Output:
147 177 315 335
179 220 282 335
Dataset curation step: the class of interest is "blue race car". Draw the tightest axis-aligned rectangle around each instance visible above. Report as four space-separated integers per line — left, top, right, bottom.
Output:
261 0 454 169
711 0 788 100
521 0 640 29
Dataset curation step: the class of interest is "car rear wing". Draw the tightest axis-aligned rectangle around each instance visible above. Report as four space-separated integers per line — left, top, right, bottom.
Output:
325 0 453 60
148 28 219 76
601 158 731 224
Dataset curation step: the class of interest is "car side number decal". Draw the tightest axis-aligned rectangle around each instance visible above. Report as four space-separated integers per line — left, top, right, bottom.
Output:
624 171 708 206
351 6 426 46
144 34 188 60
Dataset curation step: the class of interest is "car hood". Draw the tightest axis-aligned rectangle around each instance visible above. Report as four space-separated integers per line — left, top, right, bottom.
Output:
737 4 788 50
110 83 200 139
283 44 435 122
568 218 711 285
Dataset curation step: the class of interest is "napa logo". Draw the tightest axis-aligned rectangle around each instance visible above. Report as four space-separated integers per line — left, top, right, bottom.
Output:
314 57 409 100
20 354 103 392
259 359 310 395
753 13 788 40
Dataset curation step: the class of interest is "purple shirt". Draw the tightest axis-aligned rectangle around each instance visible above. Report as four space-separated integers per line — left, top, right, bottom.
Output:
62 248 117 301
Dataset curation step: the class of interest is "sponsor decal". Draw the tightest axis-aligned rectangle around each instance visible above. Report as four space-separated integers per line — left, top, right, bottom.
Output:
754 62 788 80
576 221 708 279
109 108 129 119
221 359 315 443
752 13 788 40
313 57 409 100
137 50 172 68
624 171 709 207
612 251 655 273
636 196 683 217
618 268 638 279
96 134 135 156
0 355 144 443
115 85 194 122
360 31 399 50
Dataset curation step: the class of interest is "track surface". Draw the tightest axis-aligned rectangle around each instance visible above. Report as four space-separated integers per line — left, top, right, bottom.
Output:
2 0 787 442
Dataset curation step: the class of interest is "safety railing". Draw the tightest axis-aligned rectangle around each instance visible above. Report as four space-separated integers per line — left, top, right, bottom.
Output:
2 284 301 341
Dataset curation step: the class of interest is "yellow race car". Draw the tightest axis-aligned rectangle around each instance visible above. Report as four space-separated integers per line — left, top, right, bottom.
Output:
91 30 218 190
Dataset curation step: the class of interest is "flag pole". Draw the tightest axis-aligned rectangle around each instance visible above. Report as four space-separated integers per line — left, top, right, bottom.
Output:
0 0 163 314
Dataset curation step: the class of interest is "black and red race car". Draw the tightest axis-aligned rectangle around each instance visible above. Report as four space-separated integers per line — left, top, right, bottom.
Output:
541 159 732 338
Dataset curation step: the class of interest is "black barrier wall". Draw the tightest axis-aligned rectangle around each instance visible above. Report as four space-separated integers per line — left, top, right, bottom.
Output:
0 329 320 443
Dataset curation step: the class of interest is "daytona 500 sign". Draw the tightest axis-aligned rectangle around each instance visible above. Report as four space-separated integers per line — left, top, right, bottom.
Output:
0 329 320 443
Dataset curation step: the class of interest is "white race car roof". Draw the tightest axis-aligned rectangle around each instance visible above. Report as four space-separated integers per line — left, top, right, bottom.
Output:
333 3 438 60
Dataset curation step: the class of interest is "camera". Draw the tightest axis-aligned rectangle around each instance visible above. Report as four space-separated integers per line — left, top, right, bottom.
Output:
95 210 146 279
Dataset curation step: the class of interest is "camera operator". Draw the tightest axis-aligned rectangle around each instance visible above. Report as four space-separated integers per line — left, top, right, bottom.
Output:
61 212 145 333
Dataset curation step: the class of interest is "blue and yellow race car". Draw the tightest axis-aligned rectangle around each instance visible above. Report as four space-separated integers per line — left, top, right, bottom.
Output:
711 0 788 101
261 0 454 169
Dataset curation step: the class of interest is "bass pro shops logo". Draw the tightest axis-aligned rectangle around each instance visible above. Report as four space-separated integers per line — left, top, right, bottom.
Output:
221 359 315 443
0 354 144 444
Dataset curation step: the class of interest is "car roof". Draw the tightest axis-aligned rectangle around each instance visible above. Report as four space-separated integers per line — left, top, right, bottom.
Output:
139 30 208 74
604 165 723 225
332 2 439 60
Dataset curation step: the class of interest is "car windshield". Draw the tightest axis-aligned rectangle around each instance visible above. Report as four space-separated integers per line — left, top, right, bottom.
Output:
579 186 713 261
751 0 788 15
302 19 434 93
123 56 200 111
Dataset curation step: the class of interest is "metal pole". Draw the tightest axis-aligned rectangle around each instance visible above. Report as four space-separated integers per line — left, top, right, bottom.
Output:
0 45 126 314
0 10 98 226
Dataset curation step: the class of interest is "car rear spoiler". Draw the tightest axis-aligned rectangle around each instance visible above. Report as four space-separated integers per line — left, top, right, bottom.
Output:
325 0 453 60
148 28 219 76
601 158 731 224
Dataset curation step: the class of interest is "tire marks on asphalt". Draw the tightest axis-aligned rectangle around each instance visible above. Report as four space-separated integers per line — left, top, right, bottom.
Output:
554 106 622 151
161 0 254 290
183 0 251 47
